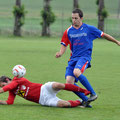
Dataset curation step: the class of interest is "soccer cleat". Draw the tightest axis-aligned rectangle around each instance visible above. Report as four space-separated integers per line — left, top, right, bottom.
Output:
79 94 97 108
79 100 92 108
81 100 90 107
88 94 98 102
86 104 92 108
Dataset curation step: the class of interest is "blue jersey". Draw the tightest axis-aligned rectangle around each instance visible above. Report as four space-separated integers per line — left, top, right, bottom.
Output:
61 23 103 61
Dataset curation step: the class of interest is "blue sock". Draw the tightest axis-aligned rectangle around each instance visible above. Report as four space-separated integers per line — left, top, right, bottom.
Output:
78 74 96 95
73 83 88 101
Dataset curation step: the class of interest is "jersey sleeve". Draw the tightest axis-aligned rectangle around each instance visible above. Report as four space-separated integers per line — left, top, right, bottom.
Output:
61 29 70 46
88 25 104 39
3 81 18 92
6 91 16 105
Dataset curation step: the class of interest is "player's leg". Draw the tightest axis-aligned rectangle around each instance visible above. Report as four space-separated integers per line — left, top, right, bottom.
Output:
52 82 90 95
73 58 97 101
57 100 81 108
65 63 89 101
74 68 96 94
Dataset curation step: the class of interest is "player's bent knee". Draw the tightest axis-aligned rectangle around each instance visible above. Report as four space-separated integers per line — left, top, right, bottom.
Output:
73 69 81 78
52 82 65 90
57 100 71 107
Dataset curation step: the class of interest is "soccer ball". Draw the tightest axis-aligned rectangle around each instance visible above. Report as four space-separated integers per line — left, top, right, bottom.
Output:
12 65 26 78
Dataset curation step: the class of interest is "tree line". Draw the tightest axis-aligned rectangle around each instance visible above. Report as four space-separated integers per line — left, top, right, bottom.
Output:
13 0 108 37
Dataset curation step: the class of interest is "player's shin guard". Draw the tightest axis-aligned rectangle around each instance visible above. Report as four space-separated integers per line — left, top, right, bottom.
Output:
78 74 96 95
68 100 81 107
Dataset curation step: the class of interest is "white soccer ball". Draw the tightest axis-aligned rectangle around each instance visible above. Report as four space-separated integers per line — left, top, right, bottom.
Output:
12 65 26 78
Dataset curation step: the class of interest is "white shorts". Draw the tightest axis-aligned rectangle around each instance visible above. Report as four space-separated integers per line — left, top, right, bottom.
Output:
39 82 61 107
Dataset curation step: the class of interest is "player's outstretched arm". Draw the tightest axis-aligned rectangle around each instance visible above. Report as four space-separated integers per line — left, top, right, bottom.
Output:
102 33 120 46
55 45 67 58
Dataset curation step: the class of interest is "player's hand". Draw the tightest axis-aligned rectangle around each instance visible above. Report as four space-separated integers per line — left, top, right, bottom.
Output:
55 52 62 58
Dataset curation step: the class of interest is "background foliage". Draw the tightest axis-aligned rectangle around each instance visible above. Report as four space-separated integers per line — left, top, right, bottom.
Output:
0 0 120 37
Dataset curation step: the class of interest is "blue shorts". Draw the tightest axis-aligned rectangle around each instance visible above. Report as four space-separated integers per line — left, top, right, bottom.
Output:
65 57 91 82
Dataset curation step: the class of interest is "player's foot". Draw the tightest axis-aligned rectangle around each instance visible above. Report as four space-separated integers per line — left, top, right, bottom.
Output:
79 100 92 108
79 94 97 108
80 104 92 108
86 104 92 108
88 94 98 102
80 100 90 108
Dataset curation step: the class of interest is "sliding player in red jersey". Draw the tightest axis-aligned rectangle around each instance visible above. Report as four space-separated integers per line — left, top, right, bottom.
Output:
0 76 90 108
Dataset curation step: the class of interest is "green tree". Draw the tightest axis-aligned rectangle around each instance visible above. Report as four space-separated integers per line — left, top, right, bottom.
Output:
13 0 27 36
73 0 79 9
96 0 108 31
41 0 56 36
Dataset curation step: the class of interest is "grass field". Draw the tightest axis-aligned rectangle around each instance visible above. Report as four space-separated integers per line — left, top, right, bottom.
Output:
0 36 120 120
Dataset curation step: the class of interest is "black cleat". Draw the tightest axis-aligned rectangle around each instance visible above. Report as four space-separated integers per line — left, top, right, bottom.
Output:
86 104 92 108
88 94 98 102
79 100 91 108
79 94 97 108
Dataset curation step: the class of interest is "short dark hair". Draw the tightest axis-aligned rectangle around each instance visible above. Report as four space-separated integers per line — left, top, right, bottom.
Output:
0 76 12 83
72 8 83 18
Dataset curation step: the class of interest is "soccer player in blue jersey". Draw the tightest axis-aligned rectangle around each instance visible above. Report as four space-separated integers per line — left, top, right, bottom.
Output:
55 8 120 107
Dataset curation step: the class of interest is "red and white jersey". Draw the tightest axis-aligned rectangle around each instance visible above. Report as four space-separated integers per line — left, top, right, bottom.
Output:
2 77 43 105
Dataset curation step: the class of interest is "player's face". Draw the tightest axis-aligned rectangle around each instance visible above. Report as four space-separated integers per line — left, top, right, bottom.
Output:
72 13 83 27
0 81 11 87
0 82 7 87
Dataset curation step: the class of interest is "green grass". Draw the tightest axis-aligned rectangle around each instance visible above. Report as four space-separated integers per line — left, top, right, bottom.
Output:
0 36 120 120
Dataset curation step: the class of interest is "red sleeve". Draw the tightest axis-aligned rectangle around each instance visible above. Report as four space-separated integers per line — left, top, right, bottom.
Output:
3 81 18 92
101 32 104 37
6 91 16 105
61 29 70 46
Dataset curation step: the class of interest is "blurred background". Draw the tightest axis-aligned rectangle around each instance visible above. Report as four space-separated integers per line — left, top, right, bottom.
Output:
0 0 120 37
